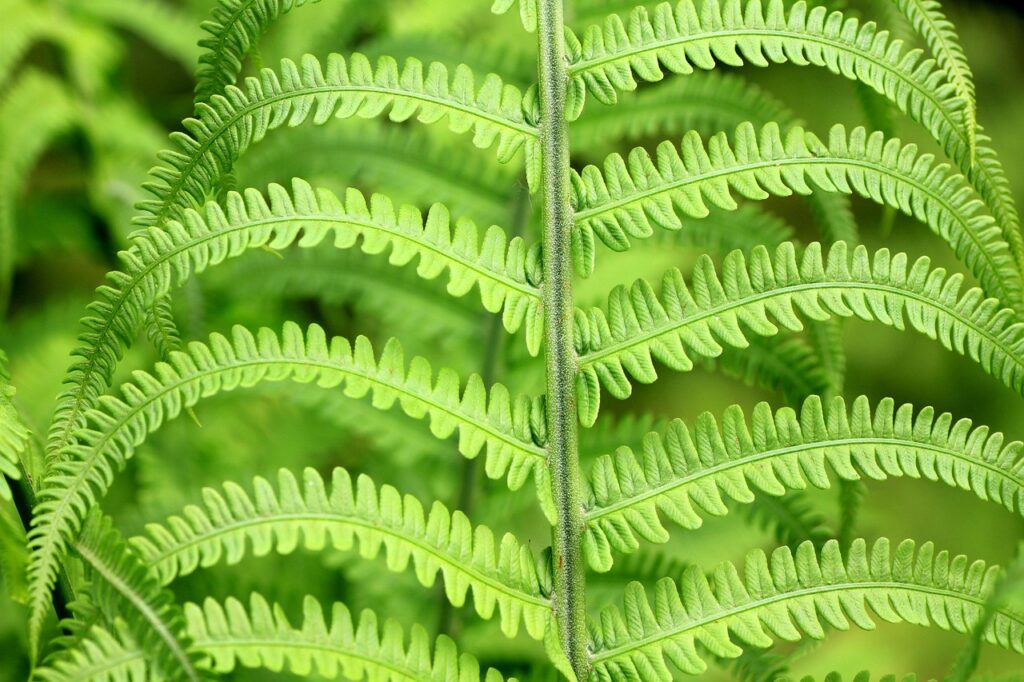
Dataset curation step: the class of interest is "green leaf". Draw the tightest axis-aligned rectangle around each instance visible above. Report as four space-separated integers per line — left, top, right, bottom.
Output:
566 0 1019 273
589 538 1023 680
73 515 203 681
575 242 1024 424
583 395 1024 570
138 52 540 229
187 593 515 680
131 467 551 639
47 178 542 477
571 122 1020 310
30 323 546 653
33 619 148 682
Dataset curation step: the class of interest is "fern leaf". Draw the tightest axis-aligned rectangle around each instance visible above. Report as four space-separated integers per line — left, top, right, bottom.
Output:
237 122 518 226
565 0 1020 265
138 53 540 229
891 0 977 159
583 394 1024 570
589 538 1023 680
132 467 550 639
73 515 203 681
0 354 27 500
47 178 542 475
195 0 323 103
30 323 546 652
187 593 514 680
34 619 148 682
571 122 1019 310
491 0 537 32
575 242 1024 424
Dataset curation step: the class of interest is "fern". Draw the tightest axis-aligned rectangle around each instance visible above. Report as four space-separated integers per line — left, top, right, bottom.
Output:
589 538 1023 680
575 242 1024 424
583 394 1024 569
138 53 540 229
72 514 203 681
195 0 324 103
571 122 1019 309
131 467 550 638
9 0 1024 677
564 0 1020 265
188 593 513 680
30 323 547 650
47 178 542 470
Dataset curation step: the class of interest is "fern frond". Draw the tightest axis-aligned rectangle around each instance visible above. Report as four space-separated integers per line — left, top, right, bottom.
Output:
195 0 322 103
47 178 542 474
132 467 550 638
891 0 977 159
571 122 1019 310
0 357 27 500
187 593 514 680
237 122 518 225
139 53 540 228
73 515 202 681
589 538 1023 680
34 619 147 682
30 323 546 652
575 242 1024 424
583 394 1023 570
565 0 1020 260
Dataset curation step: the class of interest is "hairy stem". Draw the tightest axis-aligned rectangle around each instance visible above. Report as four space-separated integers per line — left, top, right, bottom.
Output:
538 1 588 677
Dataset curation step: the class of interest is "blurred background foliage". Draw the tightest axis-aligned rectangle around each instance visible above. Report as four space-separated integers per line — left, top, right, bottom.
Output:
1 0 1022 679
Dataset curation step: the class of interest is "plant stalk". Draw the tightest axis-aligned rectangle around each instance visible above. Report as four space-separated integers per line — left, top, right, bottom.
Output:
537 1 588 678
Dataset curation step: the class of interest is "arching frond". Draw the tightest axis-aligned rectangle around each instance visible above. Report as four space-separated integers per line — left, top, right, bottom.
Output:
132 467 550 638
138 53 540 229
575 242 1024 424
565 0 1019 261
187 593 514 680
589 538 1024 681
237 122 518 226
73 515 202 681
29 323 546 651
34 619 146 682
583 394 1023 569
571 122 1019 310
195 0 323 103
0 352 27 500
47 178 542 476
891 0 977 160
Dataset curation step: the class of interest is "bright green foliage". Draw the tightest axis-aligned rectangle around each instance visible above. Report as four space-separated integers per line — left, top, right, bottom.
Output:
564 0 1020 265
575 242 1024 424
5 0 1024 678
195 0 324 103
72 515 203 681
33 619 148 682
187 593 513 680
138 53 540 229
571 122 1018 309
583 395 1024 570
0 351 26 500
132 467 551 638
589 538 1023 681
47 178 542 470
30 322 546 652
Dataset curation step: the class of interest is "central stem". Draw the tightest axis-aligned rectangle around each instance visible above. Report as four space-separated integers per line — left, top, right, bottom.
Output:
537 1 588 678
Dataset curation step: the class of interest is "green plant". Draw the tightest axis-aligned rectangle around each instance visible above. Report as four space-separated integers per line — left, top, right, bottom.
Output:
2 0 1024 679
